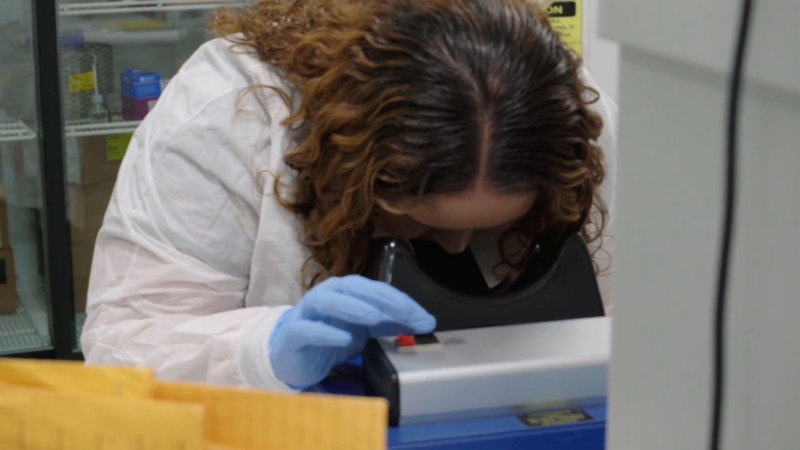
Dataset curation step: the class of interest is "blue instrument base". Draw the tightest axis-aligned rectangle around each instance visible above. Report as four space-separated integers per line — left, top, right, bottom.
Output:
312 361 606 450
387 406 606 450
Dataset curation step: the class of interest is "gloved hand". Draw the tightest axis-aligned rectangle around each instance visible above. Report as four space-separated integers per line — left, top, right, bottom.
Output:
269 275 436 389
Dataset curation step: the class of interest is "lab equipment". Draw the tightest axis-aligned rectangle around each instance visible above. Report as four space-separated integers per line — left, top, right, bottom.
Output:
362 233 606 425
366 318 608 426
316 371 608 449
362 233 604 331
395 333 442 353
269 275 436 389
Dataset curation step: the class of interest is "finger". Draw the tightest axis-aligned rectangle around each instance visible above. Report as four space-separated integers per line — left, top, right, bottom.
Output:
312 286 435 334
304 291 394 327
282 320 352 351
367 322 420 338
327 276 436 331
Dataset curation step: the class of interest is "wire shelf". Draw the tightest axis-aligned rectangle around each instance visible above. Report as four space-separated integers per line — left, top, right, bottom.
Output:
59 1 246 16
0 119 37 143
65 119 141 137
0 306 51 355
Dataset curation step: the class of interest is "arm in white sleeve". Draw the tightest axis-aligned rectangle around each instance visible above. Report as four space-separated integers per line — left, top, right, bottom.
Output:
81 40 297 390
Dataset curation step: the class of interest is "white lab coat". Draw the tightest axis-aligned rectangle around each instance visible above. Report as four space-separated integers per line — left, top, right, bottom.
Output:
81 38 618 390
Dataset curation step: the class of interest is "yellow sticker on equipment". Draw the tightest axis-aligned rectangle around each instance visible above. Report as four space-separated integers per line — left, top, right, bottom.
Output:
68 71 95 93
106 133 132 161
546 0 583 56
518 408 594 427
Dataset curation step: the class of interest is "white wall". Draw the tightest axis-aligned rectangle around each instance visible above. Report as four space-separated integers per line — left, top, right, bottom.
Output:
603 1 800 449
584 0 620 103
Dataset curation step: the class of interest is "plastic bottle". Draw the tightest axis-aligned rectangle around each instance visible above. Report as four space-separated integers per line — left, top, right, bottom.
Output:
88 56 109 123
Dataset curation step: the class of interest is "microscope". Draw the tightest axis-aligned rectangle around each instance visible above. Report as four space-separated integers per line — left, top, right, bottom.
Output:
362 233 610 426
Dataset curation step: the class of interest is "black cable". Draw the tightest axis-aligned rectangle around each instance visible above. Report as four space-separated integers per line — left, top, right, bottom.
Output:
711 0 755 449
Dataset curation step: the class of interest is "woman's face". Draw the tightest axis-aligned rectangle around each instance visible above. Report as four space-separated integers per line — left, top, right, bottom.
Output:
375 189 535 254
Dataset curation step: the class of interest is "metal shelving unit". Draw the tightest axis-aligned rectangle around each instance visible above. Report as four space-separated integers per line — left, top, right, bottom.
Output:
81 28 188 45
0 0 245 360
0 287 52 356
0 119 37 143
65 119 141 138
59 0 244 16
0 309 45 354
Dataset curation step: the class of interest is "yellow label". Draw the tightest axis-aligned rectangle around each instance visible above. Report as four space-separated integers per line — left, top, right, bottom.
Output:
518 408 593 427
546 0 583 55
107 133 133 161
68 71 95 93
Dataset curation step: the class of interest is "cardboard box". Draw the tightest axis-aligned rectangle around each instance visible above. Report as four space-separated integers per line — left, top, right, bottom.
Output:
68 136 123 187
0 248 17 313
72 242 94 312
69 179 115 244
4 141 42 208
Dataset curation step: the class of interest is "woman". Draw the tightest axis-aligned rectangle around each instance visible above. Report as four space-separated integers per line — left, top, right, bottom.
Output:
82 0 617 390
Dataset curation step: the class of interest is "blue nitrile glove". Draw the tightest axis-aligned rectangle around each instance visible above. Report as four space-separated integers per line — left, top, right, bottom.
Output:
269 275 436 389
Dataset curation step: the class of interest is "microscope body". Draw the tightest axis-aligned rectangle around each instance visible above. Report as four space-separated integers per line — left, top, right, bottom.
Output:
362 233 609 425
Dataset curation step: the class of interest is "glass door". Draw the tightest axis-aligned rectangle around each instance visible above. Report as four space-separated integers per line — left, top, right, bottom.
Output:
0 0 54 356
55 0 248 353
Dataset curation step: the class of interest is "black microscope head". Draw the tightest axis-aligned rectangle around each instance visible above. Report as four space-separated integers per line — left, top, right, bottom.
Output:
363 233 605 331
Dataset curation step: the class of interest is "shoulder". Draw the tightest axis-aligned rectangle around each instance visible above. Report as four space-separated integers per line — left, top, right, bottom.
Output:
111 40 301 276
119 37 301 232
159 37 296 127
180 37 294 94
130 37 300 175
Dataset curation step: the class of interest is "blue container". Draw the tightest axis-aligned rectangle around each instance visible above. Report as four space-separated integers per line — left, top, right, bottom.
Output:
121 69 161 99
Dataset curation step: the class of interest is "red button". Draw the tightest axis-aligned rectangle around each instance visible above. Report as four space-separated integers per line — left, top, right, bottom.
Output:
396 335 416 347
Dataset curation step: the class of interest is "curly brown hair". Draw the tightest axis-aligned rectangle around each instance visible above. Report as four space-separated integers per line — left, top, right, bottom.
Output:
213 0 607 287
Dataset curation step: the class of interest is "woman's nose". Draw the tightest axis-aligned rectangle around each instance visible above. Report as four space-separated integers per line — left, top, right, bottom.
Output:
431 230 473 254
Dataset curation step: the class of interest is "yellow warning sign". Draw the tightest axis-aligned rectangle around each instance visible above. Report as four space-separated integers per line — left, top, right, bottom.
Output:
546 0 583 56
68 71 95 93
106 133 132 161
